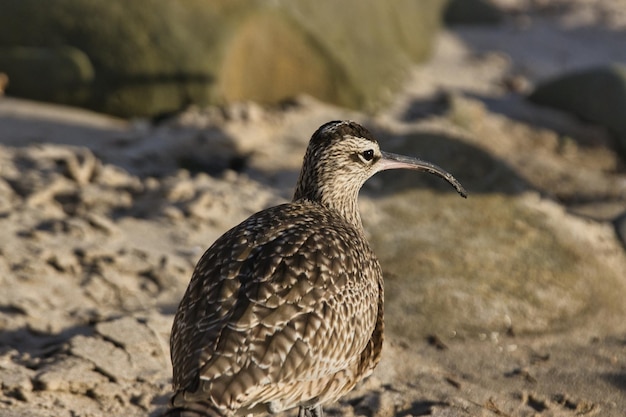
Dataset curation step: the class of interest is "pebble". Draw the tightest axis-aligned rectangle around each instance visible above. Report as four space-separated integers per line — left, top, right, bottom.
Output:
35 356 107 393
0 354 34 400
95 317 168 379
70 335 135 382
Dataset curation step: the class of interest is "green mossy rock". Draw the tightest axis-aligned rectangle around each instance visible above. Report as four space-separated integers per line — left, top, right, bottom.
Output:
362 132 625 339
365 191 625 340
0 0 445 117
0 0 240 117
0 46 93 104
273 0 445 109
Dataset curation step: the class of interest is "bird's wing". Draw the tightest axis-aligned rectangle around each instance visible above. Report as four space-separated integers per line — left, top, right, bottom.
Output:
170 203 381 409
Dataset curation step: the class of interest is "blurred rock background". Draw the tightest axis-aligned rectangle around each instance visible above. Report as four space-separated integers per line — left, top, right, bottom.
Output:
0 0 445 117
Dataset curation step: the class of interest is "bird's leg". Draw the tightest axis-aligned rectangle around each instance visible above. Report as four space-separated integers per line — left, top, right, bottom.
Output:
310 405 323 417
298 405 323 417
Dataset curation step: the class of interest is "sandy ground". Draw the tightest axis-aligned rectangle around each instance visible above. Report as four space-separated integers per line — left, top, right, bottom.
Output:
1 2 626 417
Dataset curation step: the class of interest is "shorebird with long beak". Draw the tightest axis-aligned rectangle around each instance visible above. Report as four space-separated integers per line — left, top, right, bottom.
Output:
165 120 467 417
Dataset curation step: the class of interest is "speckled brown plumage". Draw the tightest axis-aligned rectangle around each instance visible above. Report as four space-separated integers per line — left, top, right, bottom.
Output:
165 121 466 417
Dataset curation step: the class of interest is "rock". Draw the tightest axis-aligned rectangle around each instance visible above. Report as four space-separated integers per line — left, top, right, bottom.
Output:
364 191 626 339
87 380 131 409
444 0 504 25
0 351 34 401
35 356 108 393
96 317 153 351
223 0 447 111
364 127 529 196
95 316 169 379
70 335 135 382
0 0 218 117
0 46 93 104
431 93 626 202
528 64 626 158
0 0 446 117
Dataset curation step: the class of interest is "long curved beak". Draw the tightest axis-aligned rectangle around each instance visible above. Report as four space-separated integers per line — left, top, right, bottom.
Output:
377 151 467 198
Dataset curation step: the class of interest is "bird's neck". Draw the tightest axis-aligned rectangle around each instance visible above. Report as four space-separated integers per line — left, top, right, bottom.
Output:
293 186 364 230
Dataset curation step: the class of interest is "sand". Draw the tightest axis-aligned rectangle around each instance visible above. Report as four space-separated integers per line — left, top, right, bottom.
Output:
1 2 625 417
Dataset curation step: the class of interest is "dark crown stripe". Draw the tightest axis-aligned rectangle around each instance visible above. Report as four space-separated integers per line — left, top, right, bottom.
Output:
311 121 377 145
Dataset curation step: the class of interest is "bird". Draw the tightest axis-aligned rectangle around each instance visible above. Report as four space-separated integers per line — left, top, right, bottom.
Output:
164 120 467 417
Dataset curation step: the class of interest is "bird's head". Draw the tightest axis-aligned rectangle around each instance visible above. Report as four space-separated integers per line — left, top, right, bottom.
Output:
294 120 467 226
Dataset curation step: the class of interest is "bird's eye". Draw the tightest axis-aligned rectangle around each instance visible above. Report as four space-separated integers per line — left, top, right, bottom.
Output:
361 149 374 162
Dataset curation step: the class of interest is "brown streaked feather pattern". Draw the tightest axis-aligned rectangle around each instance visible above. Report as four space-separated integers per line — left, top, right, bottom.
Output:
166 120 470 417
170 201 383 416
